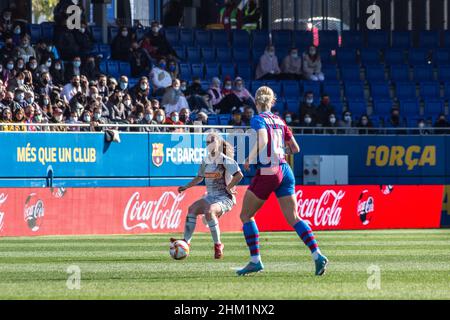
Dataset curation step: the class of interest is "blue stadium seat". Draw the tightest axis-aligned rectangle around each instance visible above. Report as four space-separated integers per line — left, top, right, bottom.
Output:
439 65 450 82
195 30 211 46
40 22 54 42
286 99 299 114
216 47 232 62
419 31 440 48
366 31 389 48
265 81 282 97
180 29 194 46
293 31 313 48
384 49 405 65
119 62 131 76
208 114 219 125
179 63 192 78
366 65 386 82
443 82 450 100
319 50 334 65
373 99 394 116
413 65 434 82
391 31 412 48
221 63 235 78
164 28 179 45
408 49 431 65
399 99 420 116
443 31 450 48
219 114 232 125
341 31 364 48
272 30 292 48
251 80 265 95
424 100 444 116
128 77 139 88
205 64 220 80
173 46 186 61
347 100 368 115
419 82 441 100
390 65 410 82
370 82 390 100
90 26 102 43
341 66 361 81
252 30 270 49
187 47 202 63
336 48 357 65
233 48 250 63
323 82 341 100
322 65 338 80
360 48 380 65
272 100 286 114
345 82 365 101
212 30 229 47
99 61 107 73
283 82 300 99
332 100 344 116
395 82 417 100
236 64 252 81
108 26 119 43
99 44 111 59
232 30 251 47
302 81 321 99
201 47 216 63
107 60 120 77
318 30 339 49
29 24 42 43
191 63 204 78
434 49 450 66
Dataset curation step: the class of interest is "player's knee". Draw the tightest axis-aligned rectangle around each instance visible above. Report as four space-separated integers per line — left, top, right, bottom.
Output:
188 205 197 215
240 211 250 223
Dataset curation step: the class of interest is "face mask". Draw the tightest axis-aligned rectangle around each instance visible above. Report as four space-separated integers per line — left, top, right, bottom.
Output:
156 115 164 123
235 85 243 91
121 31 128 37
418 122 425 128
70 116 78 122
159 63 166 69
291 53 298 59
94 113 101 120
43 99 49 105
80 28 85 33
47 46 53 52
16 93 24 101
152 27 159 33
344 115 351 122
91 93 98 100
7 63 14 70
35 115 42 122
181 85 187 91
304 117 312 124
171 116 179 122
72 0 79 4
268 51 274 57
55 64 61 70
120 82 128 90
309 49 317 55
306 98 313 105
84 115 91 122
73 61 81 68
46 60 52 68
17 63 24 69
140 84 147 91
55 115 63 122
169 65 177 72
14 27 21 34
30 63 37 69
285 116 292 123
329 117 336 124
26 97 34 104
124 100 131 107
145 114 153 121
361 120 368 126
17 79 24 86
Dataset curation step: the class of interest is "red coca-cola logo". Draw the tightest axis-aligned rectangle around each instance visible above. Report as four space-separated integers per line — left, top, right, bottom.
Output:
24 193 45 232
123 191 185 231
296 189 344 227
0 193 7 232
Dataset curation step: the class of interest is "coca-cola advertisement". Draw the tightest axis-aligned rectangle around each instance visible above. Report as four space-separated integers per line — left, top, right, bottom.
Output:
0 185 444 237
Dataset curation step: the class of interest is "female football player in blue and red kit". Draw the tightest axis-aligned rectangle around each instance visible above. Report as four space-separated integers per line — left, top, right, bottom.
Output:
236 86 328 276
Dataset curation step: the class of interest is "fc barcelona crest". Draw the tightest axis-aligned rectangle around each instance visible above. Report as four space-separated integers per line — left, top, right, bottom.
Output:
152 143 164 167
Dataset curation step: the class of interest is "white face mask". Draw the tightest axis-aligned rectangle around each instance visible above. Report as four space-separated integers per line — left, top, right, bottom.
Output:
152 27 160 33
304 117 312 124
121 31 128 37
84 115 91 122
124 100 131 107
156 115 164 123
329 117 336 124
55 115 63 122
55 64 61 70
344 115 351 122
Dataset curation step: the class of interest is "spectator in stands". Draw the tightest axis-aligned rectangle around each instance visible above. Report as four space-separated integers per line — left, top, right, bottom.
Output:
179 80 188 95
228 108 245 126
299 91 317 123
356 114 374 135
325 113 339 134
7 71 25 92
153 108 168 132
12 107 26 131
219 0 243 31
108 77 118 93
283 112 298 127
339 111 358 134
50 107 67 132
111 26 133 61
179 108 192 125
255 45 281 80
167 59 179 80
385 107 406 134
130 76 150 105
316 94 335 127
65 56 82 81
150 98 160 110
433 114 449 135
1 107 13 130
37 72 54 97
161 78 189 115
92 106 109 130
66 110 82 132
416 118 432 135
130 40 152 78
27 57 40 82
150 57 172 96
208 77 224 110
15 57 25 73
242 105 255 125
140 107 157 132
232 77 255 107
80 109 93 132
140 35 158 60
33 108 48 132
13 87 27 109
0 9 14 35
221 77 234 96
303 45 324 81
281 48 302 80
300 112 316 134
107 89 127 122
17 34 35 63
196 111 208 125
74 22 95 57
96 74 109 98
185 77 210 112
82 55 101 81
118 76 129 94
1 91 14 111
2 58 16 83
165 111 185 132
50 59 65 86
61 75 81 102
147 21 176 59
0 36 16 63
242 0 261 32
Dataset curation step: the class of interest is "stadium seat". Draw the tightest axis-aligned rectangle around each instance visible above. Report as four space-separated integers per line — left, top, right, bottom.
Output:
341 31 363 48
272 100 286 114
201 47 216 63
322 65 338 80
360 48 381 65
395 82 417 100
179 29 195 46
323 82 341 100
221 63 235 78
40 22 54 42
443 31 450 48
413 65 435 82
366 65 386 82
99 61 107 73
341 66 361 82
419 82 441 100
293 30 313 48
98 44 111 59
443 82 450 100
424 100 444 116
90 26 102 43
390 65 410 82
187 47 202 63
236 64 252 81
29 24 42 43
318 30 339 49
108 26 119 43
302 81 321 99
336 48 357 65
366 30 389 48
319 50 334 65
107 60 120 77
286 99 299 114
282 82 300 99
391 31 412 48
195 30 211 46
272 30 292 48
384 49 405 65
252 30 270 49
233 48 250 63
164 28 179 45
205 64 220 80
179 63 192 78
347 100 368 115
219 114 232 125
408 49 431 65
250 80 265 95
232 30 251 47
216 47 232 63
345 82 365 101
419 31 440 48
208 114 219 125
433 49 450 66
191 63 204 78
373 99 394 116
370 82 390 100
119 62 131 76
212 30 229 47
333 100 344 116
173 46 186 61
399 99 421 116
439 66 450 82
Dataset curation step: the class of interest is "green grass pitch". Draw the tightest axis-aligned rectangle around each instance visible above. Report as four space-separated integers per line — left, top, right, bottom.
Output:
0 229 449 299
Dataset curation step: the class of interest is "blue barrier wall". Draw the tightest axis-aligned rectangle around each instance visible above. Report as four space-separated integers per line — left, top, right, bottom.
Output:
0 132 448 187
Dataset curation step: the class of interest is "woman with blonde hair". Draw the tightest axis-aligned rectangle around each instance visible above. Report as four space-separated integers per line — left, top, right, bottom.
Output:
172 132 243 259
236 86 328 276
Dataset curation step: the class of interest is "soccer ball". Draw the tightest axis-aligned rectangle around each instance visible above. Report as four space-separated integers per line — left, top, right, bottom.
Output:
170 240 190 260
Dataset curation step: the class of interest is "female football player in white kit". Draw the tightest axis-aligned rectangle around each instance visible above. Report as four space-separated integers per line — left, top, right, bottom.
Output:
172 132 243 259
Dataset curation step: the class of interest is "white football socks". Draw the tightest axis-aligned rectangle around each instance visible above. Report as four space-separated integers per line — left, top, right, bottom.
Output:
251 255 261 264
183 213 197 243
312 249 322 261
207 219 221 244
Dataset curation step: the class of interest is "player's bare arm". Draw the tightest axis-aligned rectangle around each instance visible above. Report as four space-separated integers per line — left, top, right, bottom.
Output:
178 176 204 193
226 171 244 195
285 137 300 155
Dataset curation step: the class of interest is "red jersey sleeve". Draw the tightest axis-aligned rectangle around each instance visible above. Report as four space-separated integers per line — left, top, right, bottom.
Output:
284 123 293 142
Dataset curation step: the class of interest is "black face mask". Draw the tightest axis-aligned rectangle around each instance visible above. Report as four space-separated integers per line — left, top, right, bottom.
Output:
179 114 187 122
